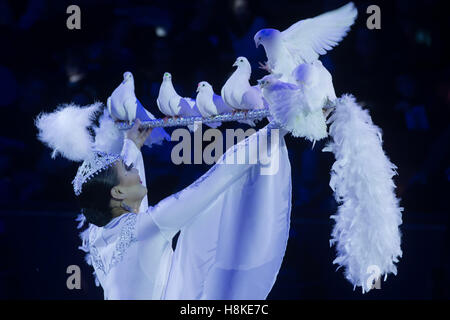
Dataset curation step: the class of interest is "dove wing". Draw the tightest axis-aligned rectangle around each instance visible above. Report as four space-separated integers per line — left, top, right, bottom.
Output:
241 86 265 110
221 77 241 109
213 94 233 114
168 95 182 116
281 2 357 64
123 98 137 122
156 97 166 116
186 97 203 117
190 103 203 117
179 97 202 117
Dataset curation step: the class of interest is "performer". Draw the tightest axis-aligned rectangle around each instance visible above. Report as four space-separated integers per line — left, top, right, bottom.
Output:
36 99 292 299
35 68 402 298
35 3 403 298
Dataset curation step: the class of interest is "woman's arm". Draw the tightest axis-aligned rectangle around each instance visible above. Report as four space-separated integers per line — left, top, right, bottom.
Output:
120 138 141 167
120 119 153 213
145 122 288 241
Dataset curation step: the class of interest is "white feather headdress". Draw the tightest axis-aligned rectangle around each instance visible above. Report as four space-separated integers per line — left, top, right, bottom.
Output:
35 102 104 162
35 102 124 196
35 98 170 196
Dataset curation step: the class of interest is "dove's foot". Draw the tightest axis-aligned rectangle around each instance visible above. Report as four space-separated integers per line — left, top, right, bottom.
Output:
258 61 272 74
234 109 248 118
163 117 169 123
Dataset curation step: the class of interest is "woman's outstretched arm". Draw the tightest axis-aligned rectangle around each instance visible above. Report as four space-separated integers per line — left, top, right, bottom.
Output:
120 119 153 213
142 122 288 241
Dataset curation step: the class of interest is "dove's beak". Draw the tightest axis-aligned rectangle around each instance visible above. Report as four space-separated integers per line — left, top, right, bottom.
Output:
232 61 238 67
257 79 263 88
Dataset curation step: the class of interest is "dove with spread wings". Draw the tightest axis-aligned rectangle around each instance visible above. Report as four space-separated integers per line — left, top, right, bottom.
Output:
254 2 357 83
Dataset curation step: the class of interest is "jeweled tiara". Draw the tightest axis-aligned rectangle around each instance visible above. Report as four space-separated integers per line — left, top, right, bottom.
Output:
72 151 122 196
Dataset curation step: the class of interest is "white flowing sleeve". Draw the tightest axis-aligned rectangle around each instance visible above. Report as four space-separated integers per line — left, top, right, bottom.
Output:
138 123 292 300
148 158 253 241
165 122 291 299
145 124 288 242
120 138 149 213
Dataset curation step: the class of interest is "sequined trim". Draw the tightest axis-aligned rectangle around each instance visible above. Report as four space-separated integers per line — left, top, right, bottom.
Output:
90 245 106 275
109 214 138 270
89 213 138 276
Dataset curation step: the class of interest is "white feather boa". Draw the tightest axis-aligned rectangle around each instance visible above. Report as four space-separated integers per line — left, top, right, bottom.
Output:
323 94 403 293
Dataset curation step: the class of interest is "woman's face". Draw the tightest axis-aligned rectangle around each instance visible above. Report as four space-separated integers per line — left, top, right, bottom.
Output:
113 159 147 204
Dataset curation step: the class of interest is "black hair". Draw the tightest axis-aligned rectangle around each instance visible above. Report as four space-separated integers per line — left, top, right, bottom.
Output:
75 103 120 227
76 162 120 227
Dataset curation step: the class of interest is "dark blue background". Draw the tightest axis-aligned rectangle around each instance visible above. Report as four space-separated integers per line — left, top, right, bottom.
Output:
0 0 448 299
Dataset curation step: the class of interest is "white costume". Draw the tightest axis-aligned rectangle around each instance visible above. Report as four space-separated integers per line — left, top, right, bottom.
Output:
36 12 403 294
84 123 291 299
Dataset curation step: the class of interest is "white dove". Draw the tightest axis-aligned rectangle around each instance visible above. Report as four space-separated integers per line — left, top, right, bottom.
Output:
196 81 233 117
196 81 233 128
292 60 336 113
156 72 201 118
254 2 357 82
258 75 299 106
221 56 267 112
157 72 179 118
157 72 173 117
107 71 137 124
258 74 328 144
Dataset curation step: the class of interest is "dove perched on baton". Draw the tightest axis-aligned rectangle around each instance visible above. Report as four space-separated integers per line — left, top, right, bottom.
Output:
254 2 357 83
107 71 138 125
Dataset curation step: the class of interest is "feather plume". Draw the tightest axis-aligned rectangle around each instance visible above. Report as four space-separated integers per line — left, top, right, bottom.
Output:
93 108 125 154
323 94 403 293
35 102 103 162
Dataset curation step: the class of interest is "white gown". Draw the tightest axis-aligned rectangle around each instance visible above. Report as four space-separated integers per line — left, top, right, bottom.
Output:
81 122 292 300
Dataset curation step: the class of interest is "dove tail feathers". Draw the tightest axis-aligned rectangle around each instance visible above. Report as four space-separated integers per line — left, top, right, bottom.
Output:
268 90 328 142
237 119 256 127
323 94 403 293
94 102 172 151
146 127 172 146
204 121 222 129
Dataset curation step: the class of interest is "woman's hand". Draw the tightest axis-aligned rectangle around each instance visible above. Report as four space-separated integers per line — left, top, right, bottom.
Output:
125 118 153 149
